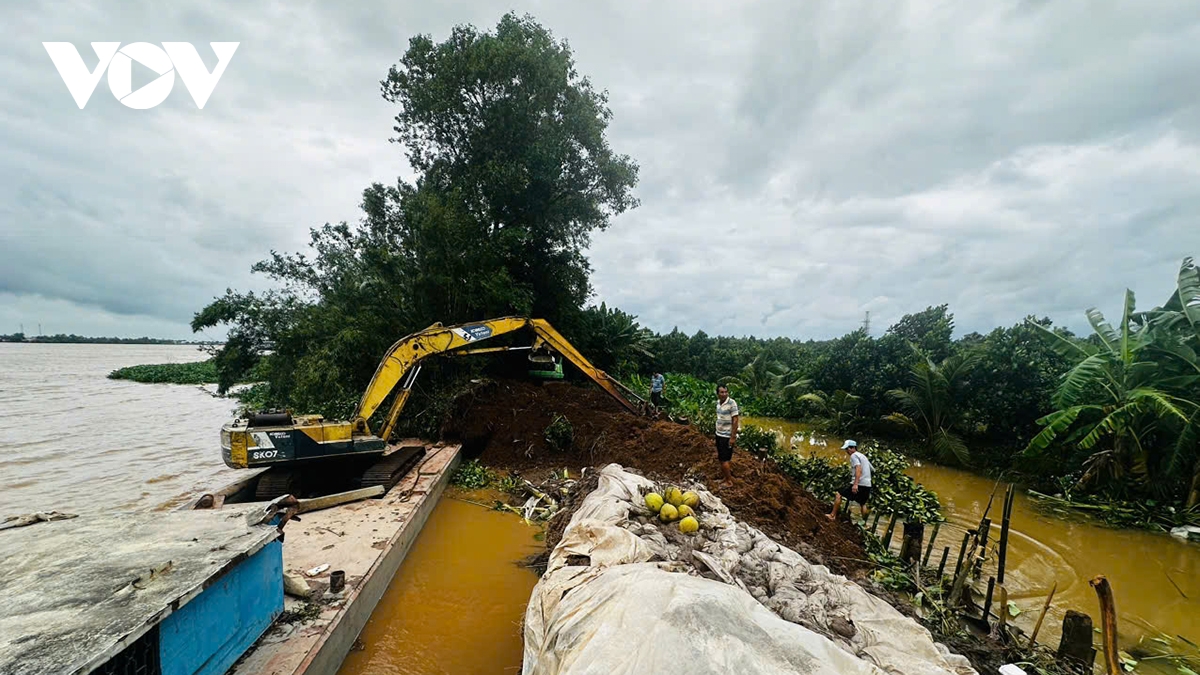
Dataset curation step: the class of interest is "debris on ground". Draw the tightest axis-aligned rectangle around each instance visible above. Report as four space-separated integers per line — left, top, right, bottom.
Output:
445 380 870 577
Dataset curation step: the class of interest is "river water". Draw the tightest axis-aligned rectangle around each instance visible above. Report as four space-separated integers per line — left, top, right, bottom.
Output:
746 417 1200 663
0 343 241 517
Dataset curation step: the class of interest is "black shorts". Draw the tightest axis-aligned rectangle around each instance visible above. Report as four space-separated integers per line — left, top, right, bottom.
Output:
715 435 733 462
651 391 663 406
838 485 872 505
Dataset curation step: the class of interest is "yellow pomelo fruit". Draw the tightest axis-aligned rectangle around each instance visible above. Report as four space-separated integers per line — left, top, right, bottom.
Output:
681 491 700 508
679 516 699 534
644 493 664 512
665 487 684 506
676 504 694 518
659 503 679 522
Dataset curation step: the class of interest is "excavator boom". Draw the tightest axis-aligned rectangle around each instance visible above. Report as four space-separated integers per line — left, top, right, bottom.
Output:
220 316 645 493
351 316 644 441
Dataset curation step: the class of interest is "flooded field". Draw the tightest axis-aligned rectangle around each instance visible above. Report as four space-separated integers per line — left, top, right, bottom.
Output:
746 417 1200 661
337 491 542 675
0 343 240 517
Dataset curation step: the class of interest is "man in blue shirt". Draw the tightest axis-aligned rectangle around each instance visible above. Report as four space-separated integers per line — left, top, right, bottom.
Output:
650 372 665 409
715 384 739 484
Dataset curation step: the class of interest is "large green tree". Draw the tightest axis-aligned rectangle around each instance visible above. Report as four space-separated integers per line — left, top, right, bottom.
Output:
381 12 639 329
193 13 639 420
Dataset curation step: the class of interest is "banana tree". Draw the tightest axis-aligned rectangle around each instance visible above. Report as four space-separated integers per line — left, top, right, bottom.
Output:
884 351 981 465
1024 288 1200 497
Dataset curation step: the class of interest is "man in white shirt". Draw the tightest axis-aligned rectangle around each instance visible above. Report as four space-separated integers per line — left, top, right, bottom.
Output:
827 439 873 521
715 384 739 484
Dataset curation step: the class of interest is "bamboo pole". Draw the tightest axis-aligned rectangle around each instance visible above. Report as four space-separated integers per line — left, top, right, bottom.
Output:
1028 581 1058 647
997 484 1014 584
1091 575 1120 675
923 521 941 566
952 532 971 579
937 546 950 578
983 576 996 625
870 511 882 535
997 585 1009 631
882 513 899 551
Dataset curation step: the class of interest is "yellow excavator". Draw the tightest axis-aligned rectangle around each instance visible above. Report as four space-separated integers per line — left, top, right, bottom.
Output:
220 317 646 499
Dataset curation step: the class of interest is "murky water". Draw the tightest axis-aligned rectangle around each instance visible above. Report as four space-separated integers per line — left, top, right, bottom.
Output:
746 417 1200 660
0 343 241 517
337 490 542 675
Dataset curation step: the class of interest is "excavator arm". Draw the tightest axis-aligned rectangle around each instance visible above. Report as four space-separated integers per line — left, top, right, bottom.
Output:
349 316 644 442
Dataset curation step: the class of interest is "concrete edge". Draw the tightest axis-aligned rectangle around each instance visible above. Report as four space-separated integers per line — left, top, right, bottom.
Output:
295 444 464 675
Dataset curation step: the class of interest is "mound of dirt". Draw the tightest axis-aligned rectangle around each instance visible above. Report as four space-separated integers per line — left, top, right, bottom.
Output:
444 379 870 577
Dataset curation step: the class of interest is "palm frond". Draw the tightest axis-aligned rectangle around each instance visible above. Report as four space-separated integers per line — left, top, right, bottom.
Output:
883 412 920 434
932 428 970 465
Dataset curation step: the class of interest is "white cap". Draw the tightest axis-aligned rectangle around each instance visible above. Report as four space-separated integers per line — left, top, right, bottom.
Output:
841 440 857 449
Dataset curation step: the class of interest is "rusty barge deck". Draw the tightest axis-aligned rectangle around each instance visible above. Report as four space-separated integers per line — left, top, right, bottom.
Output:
220 441 463 675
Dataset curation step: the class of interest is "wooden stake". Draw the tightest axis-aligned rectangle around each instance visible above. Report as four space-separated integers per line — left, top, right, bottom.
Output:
937 546 950 578
923 522 941 566
983 576 996 625
952 532 971 579
882 513 899 551
1028 581 1058 647
870 511 882 534
997 484 1014 584
997 585 1009 631
1091 575 1120 675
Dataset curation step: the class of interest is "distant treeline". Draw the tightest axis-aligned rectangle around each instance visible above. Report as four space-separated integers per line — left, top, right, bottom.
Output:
0 332 219 345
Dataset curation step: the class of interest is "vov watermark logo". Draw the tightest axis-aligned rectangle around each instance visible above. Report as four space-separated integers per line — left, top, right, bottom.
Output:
42 42 239 109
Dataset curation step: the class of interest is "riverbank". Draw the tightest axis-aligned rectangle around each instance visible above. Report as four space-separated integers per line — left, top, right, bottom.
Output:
443 380 1084 674
746 416 1200 672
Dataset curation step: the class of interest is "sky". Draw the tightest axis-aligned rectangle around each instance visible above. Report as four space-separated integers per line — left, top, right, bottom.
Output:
3 1 1200 341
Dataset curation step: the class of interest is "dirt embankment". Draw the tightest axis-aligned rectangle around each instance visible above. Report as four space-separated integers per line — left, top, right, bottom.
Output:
443 379 870 577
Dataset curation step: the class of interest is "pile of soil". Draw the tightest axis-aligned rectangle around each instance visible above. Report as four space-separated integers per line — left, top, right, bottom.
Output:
444 379 870 577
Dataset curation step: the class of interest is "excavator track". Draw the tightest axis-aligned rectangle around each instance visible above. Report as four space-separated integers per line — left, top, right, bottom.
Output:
255 469 300 501
356 444 426 492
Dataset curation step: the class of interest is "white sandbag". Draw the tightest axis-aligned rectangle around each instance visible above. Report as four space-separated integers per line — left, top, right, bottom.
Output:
522 463 977 675
524 563 886 675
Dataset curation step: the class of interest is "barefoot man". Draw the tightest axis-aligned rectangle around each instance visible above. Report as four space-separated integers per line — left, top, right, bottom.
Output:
827 440 873 521
715 384 739 483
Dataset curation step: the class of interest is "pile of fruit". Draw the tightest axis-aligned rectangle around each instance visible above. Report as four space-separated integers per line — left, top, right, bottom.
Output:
643 486 701 534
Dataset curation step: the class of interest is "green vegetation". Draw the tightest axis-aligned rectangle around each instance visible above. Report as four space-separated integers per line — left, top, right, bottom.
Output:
108 361 219 384
451 459 499 489
191 13 639 436
108 358 269 386
544 415 575 452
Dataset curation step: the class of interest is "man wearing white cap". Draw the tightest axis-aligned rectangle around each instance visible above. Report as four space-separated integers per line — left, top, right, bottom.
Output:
827 439 873 521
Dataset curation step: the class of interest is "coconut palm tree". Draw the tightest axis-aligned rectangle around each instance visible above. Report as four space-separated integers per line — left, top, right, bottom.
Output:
884 351 981 465
720 352 809 400
799 389 862 434
1023 288 1200 495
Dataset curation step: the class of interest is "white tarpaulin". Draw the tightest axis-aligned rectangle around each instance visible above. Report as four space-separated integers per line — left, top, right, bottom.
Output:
522 464 977 675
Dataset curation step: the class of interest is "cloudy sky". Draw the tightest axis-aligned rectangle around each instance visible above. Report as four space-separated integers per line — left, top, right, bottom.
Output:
4 1 1200 341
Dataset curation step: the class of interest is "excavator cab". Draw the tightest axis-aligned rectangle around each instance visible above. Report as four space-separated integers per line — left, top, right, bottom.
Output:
527 350 564 380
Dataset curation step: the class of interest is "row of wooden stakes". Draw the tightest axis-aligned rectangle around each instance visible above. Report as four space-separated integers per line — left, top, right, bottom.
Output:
861 483 1122 675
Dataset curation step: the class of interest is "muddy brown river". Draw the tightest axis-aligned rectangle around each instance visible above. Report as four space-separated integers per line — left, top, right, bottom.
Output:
746 417 1200 666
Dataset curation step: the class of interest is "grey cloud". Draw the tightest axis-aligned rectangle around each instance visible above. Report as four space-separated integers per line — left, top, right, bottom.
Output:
2 0 1200 342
